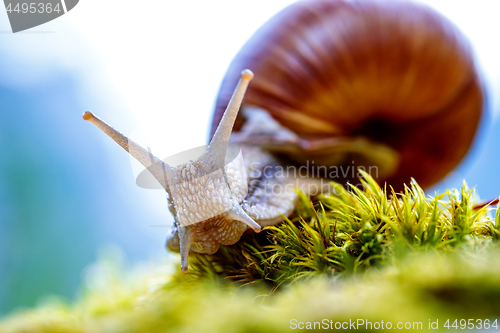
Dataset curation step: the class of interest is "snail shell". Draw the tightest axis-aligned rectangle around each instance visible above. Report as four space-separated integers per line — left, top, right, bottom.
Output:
211 0 484 190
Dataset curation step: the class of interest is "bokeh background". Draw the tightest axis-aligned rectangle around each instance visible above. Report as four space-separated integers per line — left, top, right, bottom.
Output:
0 0 499 315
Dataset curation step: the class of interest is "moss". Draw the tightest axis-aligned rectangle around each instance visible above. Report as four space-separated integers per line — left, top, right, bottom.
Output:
2 172 500 332
190 171 496 287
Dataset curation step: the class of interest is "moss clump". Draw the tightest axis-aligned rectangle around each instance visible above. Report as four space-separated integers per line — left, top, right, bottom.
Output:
2 172 500 333
189 171 497 288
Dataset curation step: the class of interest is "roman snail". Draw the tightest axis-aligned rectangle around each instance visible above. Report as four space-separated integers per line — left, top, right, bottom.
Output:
83 0 483 272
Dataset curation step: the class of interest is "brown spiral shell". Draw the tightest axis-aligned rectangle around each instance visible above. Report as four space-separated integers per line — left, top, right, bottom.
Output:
210 0 483 190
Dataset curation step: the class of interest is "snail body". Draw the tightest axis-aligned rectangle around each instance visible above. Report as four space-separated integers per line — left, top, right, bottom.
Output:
84 0 483 272
84 71 301 272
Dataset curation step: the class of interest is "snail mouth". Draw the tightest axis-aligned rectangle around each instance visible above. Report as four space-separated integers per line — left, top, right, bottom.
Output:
167 214 250 254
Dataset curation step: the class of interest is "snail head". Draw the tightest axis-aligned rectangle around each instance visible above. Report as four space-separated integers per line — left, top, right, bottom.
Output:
83 70 261 272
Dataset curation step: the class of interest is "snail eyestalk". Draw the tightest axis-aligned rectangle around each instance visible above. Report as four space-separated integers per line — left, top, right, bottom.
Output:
82 111 171 190
200 69 254 173
209 69 253 146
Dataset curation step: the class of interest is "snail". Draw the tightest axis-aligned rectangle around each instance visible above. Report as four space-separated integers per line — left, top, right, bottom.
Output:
83 0 483 272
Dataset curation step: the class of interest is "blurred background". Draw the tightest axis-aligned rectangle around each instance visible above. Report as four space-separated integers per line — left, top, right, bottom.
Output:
0 0 499 315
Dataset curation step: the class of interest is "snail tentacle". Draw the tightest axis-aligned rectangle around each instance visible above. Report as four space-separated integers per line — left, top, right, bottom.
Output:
83 111 172 190
203 69 254 167
178 225 194 273
226 205 261 232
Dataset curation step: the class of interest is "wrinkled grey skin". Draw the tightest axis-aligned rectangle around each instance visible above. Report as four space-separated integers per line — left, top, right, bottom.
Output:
165 144 297 260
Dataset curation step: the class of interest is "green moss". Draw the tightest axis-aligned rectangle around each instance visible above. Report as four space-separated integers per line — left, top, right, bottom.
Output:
2 172 500 332
190 171 495 288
